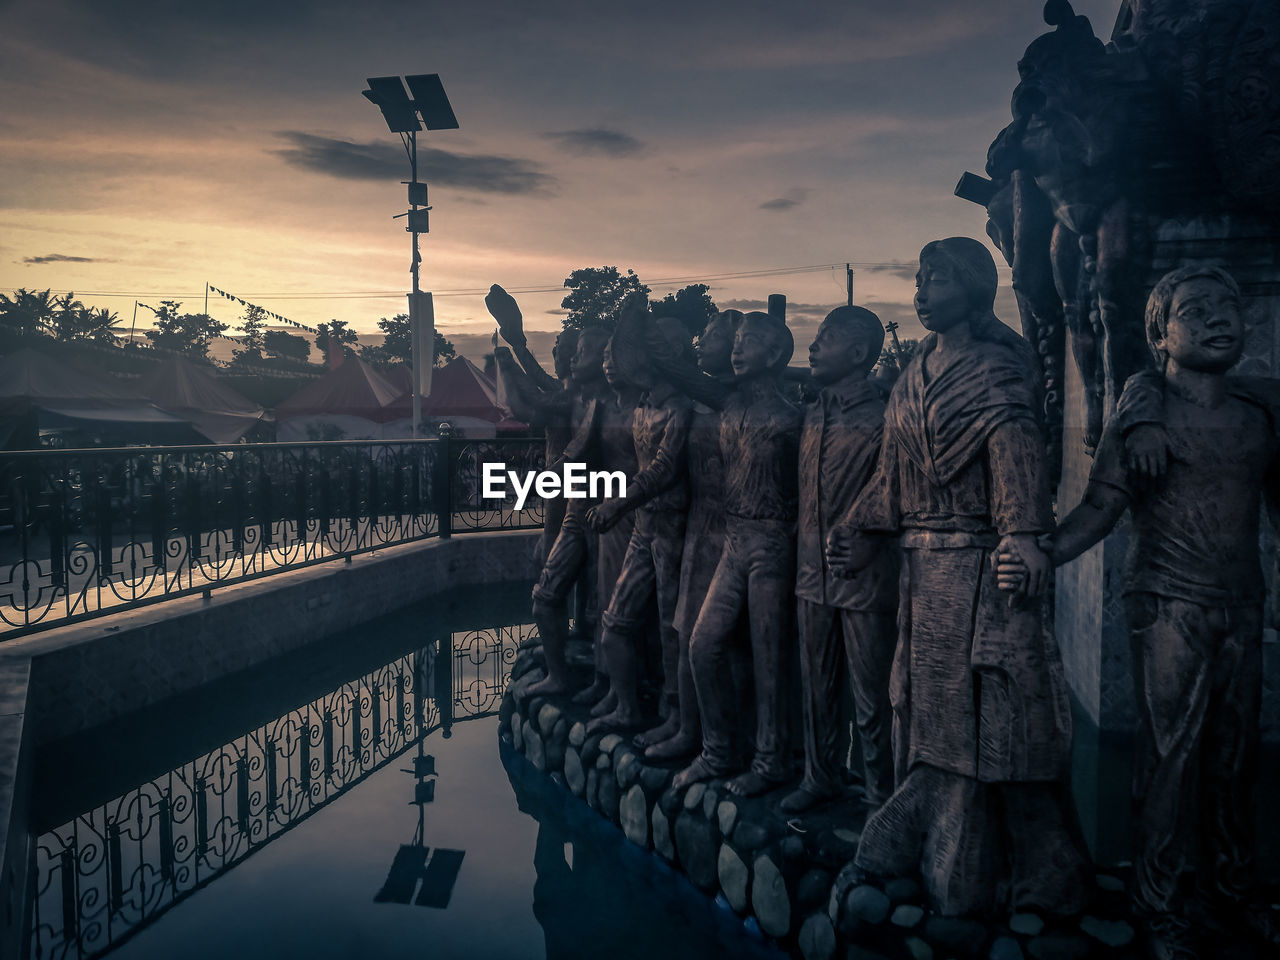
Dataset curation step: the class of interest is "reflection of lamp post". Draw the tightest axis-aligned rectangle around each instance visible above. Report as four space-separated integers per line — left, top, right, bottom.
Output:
361 74 459 438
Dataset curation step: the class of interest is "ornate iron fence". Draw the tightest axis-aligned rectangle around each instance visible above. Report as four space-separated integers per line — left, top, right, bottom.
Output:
28 619 534 960
0 438 545 638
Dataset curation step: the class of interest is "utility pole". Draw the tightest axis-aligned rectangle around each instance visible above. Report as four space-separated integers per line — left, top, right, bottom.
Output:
885 319 906 370
846 263 853 306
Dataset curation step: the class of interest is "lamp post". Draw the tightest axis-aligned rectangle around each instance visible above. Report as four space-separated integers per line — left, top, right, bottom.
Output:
362 74 459 437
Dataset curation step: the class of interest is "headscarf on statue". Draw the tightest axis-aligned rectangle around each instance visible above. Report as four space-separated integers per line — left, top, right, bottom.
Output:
888 237 1044 487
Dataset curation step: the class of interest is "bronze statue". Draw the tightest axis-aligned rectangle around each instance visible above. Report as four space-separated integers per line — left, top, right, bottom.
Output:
644 309 744 762
674 311 801 798
585 305 696 735
1003 265 1280 957
779 306 897 815
831 238 1086 916
518 323 614 699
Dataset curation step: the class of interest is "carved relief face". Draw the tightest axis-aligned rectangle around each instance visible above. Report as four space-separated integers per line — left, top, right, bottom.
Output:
571 330 607 385
808 320 864 386
914 261 970 333
1158 277 1243 373
696 316 735 376
731 317 782 377
552 332 574 380
601 341 622 388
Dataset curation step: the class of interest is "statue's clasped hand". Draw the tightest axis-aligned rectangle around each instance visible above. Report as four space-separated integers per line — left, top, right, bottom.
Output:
826 526 876 580
586 503 620 533
992 533 1051 603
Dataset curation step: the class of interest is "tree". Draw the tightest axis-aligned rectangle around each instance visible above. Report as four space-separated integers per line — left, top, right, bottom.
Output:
314 319 358 360
560 266 650 331
143 300 228 360
877 337 921 372
234 304 268 361
76 305 122 344
0 288 56 341
49 292 85 342
360 313 457 368
649 283 718 336
263 329 311 364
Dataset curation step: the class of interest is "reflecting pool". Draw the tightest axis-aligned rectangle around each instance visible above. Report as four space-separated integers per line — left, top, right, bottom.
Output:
25 584 783 960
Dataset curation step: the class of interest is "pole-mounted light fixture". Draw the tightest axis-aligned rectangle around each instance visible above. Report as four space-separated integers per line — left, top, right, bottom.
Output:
361 74 459 437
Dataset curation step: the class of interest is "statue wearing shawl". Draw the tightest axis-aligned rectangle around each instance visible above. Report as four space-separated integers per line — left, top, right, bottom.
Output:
829 237 1086 916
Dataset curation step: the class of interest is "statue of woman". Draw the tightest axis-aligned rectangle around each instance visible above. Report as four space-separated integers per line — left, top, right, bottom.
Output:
829 237 1087 916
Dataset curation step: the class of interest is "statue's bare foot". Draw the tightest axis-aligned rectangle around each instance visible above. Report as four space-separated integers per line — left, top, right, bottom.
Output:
725 770 786 798
585 707 645 737
634 714 679 748
572 677 608 706
779 785 838 814
523 672 576 699
589 689 617 717
644 730 700 762
671 755 735 791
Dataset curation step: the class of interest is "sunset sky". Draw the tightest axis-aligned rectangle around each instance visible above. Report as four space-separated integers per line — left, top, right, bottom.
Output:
0 0 1122 363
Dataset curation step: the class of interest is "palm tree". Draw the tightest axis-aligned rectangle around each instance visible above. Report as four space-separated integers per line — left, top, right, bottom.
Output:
50 292 86 341
0 288 56 340
78 305 122 344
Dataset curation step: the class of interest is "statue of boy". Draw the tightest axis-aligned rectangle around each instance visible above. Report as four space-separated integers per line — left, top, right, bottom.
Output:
585 306 697 734
831 237 1085 916
674 311 802 797
1002 265 1280 957
780 306 897 814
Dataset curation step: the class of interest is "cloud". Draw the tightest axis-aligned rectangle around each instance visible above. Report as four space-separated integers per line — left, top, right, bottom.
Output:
859 260 918 281
759 187 809 211
273 132 556 195
22 253 101 264
542 128 645 158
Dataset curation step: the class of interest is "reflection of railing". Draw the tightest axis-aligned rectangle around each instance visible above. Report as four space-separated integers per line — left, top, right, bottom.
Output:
0 438 545 638
28 620 534 960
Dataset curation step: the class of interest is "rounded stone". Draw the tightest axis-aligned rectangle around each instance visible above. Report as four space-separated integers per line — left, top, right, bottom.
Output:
620 784 649 848
733 820 771 850
798 913 836 960
511 712 524 750
702 787 719 820
829 861 862 923
845 885 891 925
596 752 611 770
1079 916 1134 948
586 768 599 809
675 812 720 891
751 854 791 938
683 782 707 811
718 844 750 913
652 805 675 861
551 717 568 743
640 764 672 793
545 735 565 773
536 702 561 738
615 751 641 789
523 722 545 770
884 875 922 904
598 774 619 819
796 868 831 910
568 721 587 748
717 800 739 837
989 936 1024 960
1009 913 1045 937
904 936 933 960
564 747 585 796
891 904 924 928
598 733 624 755
781 834 805 861
924 915 988 954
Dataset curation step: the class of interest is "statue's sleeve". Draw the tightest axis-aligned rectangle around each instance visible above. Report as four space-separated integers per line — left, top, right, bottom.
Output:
509 339 561 396
494 348 573 427
988 417 1053 536
559 399 599 468
1112 369 1165 437
839 428 899 534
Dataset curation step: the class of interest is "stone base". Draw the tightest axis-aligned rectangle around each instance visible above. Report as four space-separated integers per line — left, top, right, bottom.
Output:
493 641 1279 960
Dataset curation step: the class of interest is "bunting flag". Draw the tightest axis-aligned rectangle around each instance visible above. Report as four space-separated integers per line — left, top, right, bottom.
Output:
208 285 320 334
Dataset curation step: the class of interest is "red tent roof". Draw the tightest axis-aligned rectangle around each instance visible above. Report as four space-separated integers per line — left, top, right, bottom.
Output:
389 357 526 430
275 357 402 423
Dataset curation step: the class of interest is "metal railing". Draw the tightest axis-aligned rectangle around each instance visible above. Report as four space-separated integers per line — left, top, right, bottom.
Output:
0 438 546 638
28 618 533 960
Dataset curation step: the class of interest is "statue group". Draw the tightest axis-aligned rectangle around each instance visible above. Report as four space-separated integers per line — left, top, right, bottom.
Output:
493 5 1280 956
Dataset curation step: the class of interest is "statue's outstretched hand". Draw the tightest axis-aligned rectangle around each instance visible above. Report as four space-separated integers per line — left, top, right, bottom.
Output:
993 533 1049 601
485 284 525 345
1126 423 1169 484
826 527 877 579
